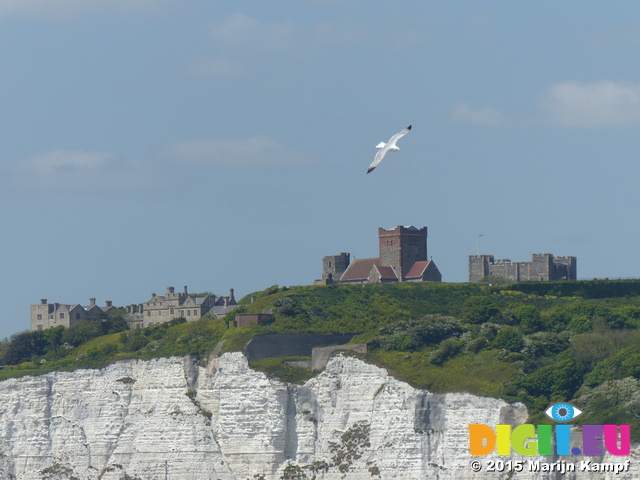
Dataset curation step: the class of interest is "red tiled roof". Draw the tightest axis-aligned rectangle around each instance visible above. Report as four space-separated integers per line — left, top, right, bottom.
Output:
405 260 431 278
375 265 398 280
340 258 381 281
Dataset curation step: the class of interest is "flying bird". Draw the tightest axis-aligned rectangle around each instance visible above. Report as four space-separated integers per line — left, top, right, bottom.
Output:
367 125 412 174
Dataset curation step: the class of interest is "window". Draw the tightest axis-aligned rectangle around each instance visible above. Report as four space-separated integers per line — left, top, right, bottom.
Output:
187 310 191 316
59 313 65 319
158 311 162 316
180 310 184 316
147 311 151 317
170 307 174 315
37 325 43 331
37 314 42 321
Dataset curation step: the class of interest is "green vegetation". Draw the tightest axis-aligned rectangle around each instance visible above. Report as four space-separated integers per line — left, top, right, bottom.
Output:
249 356 314 384
0 313 228 381
2 280 640 439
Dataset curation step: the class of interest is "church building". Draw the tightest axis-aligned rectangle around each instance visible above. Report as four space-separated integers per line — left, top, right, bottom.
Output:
316 225 442 285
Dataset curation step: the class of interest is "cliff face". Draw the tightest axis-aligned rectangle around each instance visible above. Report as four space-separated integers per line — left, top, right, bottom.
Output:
0 353 636 479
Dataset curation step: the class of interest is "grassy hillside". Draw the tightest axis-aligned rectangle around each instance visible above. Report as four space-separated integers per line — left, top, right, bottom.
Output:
2 280 640 439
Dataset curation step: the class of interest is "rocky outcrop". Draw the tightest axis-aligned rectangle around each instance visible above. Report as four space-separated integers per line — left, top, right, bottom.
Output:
0 353 637 479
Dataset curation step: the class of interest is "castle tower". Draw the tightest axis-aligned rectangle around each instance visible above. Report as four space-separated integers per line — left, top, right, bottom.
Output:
553 256 577 280
321 253 350 284
531 253 554 281
378 226 427 281
468 255 495 282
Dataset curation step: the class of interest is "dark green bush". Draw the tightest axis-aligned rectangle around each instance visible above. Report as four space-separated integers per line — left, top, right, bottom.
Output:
429 337 465 365
492 326 524 352
460 296 501 324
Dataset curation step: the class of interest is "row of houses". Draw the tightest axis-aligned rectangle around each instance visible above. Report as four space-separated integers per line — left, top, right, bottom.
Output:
30 286 238 332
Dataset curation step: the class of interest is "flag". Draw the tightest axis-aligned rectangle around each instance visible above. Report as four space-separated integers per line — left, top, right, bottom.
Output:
478 233 484 237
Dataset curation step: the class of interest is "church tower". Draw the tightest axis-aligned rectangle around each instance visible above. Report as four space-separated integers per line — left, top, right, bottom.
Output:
378 226 428 280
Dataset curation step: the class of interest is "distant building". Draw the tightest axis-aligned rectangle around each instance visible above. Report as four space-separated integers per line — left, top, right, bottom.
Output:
31 298 115 331
317 253 351 285
31 285 239 331
468 253 577 283
235 311 275 328
316 225 442 285
129 286 238 328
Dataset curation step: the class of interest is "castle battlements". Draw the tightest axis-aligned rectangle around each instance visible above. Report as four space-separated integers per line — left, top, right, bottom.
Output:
469 253 577 283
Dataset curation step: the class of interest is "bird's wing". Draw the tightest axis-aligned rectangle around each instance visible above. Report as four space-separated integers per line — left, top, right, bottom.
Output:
386 125 412 148
367 146 389 174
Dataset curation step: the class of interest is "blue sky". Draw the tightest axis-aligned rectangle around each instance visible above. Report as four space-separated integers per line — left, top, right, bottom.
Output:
2 1 640 339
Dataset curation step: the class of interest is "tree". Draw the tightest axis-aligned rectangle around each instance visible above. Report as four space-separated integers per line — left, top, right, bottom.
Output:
2 330 47 365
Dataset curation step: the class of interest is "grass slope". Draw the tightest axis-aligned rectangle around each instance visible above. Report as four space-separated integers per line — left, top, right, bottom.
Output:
2 280 640 439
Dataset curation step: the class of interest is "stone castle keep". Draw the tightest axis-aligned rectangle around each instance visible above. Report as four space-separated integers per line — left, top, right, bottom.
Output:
316 225 442 284
31 286 238 332
469 253 577 283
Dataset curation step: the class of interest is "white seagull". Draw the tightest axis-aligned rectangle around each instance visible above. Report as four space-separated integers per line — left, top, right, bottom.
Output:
367 125 412 174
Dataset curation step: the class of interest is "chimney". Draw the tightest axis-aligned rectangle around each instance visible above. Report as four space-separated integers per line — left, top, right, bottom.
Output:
184 285 188 295
106 300 113 308
90 298 96 307
229 288 235 302
167 286 175 295
40 299 47 305
223 297 229 307
138 303 144 313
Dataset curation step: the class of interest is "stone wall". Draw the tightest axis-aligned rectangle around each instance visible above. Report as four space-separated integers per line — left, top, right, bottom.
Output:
469 254 577 283
244 334 354 362
311 343 367 370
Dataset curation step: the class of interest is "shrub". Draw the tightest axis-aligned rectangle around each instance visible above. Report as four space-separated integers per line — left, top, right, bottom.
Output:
511 305 544 333
519 354 583 400
429 337 465 365
371 315 463 352
460 296 501 324
583 345 640 387
492 326 524 352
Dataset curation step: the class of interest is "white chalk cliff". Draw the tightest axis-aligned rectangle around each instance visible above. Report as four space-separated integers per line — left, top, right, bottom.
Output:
0 353 637 479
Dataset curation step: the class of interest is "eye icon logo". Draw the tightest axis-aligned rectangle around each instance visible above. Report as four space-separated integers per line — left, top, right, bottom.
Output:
545 403 582 422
